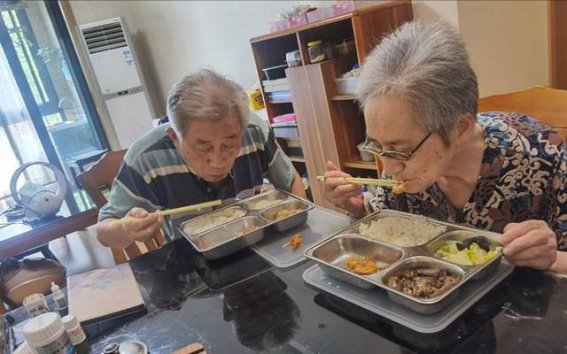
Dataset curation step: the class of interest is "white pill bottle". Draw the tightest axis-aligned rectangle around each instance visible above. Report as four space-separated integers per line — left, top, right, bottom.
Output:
23 312 76 354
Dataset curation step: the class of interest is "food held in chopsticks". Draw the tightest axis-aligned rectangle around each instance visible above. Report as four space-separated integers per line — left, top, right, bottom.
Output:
392 183 407 195
345 255 380 275
283 233 303 250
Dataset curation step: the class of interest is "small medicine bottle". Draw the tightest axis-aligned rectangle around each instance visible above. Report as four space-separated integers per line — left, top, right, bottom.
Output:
23 312 76 354
62 315 91 354
51 282 67 312
23 293 49 317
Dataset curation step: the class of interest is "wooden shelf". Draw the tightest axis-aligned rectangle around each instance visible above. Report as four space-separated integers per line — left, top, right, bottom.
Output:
249 1 412 208
331 94 356 101
288 155 306 163
343 159 376 170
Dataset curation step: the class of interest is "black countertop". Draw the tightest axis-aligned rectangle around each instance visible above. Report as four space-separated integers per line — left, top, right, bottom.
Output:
77 238 567 354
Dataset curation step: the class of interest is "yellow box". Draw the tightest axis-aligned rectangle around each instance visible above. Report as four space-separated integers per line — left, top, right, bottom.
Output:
248 89 265 111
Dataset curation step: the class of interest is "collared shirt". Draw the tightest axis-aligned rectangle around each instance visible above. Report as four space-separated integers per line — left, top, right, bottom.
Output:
98 113 296 240
369 112 567 250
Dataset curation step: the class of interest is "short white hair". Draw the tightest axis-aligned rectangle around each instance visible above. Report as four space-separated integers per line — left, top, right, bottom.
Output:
357 21 478 144
167 69 249 137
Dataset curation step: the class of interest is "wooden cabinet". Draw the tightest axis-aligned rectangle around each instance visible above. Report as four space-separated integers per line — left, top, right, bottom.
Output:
250 1 412 209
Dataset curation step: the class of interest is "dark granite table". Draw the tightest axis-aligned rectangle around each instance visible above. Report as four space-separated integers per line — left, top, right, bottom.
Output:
4 225 567 353
65 238 565 354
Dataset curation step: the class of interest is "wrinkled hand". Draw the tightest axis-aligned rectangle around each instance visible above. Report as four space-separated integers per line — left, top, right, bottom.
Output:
323 161 365 217
121 207 163 244
501 220 557 270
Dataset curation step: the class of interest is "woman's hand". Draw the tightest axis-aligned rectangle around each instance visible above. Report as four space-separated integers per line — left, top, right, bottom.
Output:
501 220 557 270
121 207 164 244
323 161 365 217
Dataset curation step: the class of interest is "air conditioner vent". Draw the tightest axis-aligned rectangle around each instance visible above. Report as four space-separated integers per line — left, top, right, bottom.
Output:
82 22 127 54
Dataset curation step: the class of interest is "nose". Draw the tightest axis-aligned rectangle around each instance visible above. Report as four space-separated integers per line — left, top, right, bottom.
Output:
380 157 405 177
208 148 227 169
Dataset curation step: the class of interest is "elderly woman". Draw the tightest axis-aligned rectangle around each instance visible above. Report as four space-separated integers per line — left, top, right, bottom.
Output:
324 21 567 273
97 69 305 248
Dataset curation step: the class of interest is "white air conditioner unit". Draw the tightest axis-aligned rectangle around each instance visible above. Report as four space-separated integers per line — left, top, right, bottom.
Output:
78 17 155 149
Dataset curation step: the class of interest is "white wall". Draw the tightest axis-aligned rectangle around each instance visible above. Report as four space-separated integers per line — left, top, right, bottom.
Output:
69 0 549 115
458 0 549 96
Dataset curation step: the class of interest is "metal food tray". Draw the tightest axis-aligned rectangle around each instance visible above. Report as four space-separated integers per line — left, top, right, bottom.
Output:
252 207 351 268
305 209 506 314
303 261 513 333
178 190 314 260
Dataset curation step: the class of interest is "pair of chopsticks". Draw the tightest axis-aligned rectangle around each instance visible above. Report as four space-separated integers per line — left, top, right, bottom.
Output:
316 175 402 187
154 200 222 217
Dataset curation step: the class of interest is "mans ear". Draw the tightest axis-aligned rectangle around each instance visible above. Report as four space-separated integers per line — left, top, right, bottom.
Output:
167 128 180 148
455 114 475 140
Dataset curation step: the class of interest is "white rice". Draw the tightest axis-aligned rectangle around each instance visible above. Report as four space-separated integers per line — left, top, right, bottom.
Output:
358 215 446 247
183 207 246 235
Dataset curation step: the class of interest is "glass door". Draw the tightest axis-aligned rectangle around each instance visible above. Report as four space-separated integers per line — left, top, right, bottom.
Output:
0 0 108 212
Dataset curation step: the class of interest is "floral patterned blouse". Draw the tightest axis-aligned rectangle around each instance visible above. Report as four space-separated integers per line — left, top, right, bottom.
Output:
369 112 567 250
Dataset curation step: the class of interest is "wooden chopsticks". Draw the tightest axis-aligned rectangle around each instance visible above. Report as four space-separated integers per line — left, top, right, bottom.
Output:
154 200 222 217
316 175 402 187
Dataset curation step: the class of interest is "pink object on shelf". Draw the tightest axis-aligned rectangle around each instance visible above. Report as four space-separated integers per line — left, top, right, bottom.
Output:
332 0 355 16
307 7 334 23
272 113 296 123
269 20 288 33
287 13 308 28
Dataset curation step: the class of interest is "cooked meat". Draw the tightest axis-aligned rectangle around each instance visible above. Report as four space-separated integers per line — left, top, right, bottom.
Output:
386 267 459 298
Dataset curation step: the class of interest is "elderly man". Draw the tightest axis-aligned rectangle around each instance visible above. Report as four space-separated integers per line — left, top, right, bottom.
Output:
97 69 305 249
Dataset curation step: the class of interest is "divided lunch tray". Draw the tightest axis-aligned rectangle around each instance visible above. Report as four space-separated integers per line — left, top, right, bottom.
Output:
252 207 351 268
303 261 513 333
178 190 313 260
305 209 507 314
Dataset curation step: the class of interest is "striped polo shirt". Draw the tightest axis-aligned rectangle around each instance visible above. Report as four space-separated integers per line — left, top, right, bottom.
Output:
98 113 296 240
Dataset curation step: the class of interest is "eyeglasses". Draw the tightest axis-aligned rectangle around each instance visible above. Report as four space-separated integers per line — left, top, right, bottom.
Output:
360 132 433 161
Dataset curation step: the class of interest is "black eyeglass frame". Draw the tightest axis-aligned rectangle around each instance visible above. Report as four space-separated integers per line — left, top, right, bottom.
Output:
360 132 433 161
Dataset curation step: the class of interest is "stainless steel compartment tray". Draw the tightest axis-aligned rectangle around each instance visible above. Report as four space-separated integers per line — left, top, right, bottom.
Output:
178 189 314 260
303 260 514 333
304 209 506 313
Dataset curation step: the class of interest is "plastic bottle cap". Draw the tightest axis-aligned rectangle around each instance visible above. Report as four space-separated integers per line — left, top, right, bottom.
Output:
61 314 78 330
23 312 64 347
51 282 60 292
103 342 120 354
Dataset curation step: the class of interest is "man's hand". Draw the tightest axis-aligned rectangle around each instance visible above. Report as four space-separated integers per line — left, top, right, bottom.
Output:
501 220 557 270
323 161 365 217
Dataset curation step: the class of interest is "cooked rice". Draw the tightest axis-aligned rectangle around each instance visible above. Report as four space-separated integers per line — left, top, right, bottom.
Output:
183 207 246 235
358 215 446 247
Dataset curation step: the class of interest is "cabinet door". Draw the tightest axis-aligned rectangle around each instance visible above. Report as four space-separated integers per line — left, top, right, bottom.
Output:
287 66 340 209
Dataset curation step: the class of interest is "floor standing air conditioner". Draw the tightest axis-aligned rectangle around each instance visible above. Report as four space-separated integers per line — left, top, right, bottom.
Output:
78 17 155 149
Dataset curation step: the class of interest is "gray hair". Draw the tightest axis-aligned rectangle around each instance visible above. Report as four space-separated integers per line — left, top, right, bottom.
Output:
167 69 249 137
357 21 478 144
